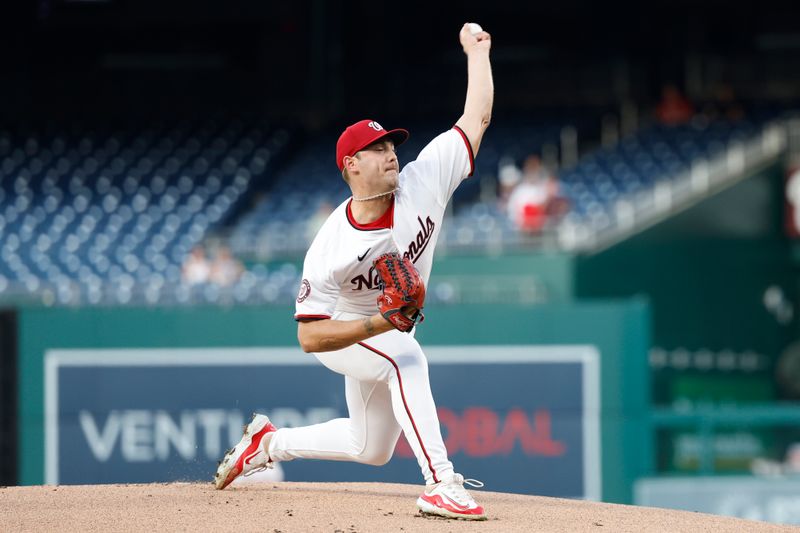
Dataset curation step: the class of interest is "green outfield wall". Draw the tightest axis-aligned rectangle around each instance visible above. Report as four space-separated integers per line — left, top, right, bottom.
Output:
18 299 650 503
432 252 576 302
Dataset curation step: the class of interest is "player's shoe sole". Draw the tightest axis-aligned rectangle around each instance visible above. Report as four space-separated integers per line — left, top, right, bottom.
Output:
416 493 487 521
213 413 276 490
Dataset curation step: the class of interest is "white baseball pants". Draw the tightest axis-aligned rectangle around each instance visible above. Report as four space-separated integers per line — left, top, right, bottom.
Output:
266 325 454 485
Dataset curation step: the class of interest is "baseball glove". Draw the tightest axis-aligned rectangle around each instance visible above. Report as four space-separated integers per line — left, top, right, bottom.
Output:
373 252 426 333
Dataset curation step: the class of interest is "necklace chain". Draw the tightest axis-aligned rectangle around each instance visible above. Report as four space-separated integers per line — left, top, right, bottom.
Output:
351 188 399 202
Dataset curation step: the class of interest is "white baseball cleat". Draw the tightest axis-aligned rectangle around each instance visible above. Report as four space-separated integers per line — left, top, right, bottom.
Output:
416 473 487 520
214 413 277 490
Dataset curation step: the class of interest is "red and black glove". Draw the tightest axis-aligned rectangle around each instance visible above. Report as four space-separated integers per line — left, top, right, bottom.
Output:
372 252 426 333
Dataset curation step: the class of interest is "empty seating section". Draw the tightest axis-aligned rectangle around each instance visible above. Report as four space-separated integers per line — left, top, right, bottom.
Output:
558 120 761 229
0 119 290 305
0 115 771 306
427 117 770 251
229 136 343 259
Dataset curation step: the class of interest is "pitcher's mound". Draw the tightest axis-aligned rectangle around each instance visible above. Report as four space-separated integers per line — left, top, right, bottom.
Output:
1 481 794 532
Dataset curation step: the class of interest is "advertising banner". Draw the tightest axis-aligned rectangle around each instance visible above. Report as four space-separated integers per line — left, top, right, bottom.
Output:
45 346 600 499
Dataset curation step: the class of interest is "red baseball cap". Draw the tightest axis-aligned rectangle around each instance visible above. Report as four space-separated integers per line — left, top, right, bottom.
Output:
336 120 409 171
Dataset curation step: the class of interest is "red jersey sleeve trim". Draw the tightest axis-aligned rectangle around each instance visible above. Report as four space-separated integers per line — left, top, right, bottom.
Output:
452 125 475 177
294 314 331 322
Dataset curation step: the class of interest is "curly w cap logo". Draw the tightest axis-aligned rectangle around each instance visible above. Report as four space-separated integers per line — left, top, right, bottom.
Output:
367 121 383 131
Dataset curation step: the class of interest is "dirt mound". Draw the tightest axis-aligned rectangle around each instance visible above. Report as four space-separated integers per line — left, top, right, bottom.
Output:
1 482 795 532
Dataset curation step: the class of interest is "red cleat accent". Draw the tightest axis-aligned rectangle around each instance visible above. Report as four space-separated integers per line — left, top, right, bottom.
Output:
416 474 486 520
214 414 277 490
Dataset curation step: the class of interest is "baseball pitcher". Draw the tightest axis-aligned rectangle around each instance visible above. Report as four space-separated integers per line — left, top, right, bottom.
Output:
215 22 494 521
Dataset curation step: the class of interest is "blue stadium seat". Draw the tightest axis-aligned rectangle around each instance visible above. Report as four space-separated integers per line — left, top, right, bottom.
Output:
0 118 292 305
0 113 778 306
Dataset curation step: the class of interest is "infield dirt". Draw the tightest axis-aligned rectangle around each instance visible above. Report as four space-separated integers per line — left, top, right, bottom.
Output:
1 481 797 532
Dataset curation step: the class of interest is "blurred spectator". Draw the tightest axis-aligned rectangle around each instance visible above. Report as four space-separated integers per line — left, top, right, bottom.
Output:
182 246 211 285
506 155 562 234
210 246 244 287
496 156 522 212
655 84 694 125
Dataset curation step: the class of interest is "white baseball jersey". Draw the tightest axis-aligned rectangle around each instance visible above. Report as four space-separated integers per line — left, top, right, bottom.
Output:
295 127 474 320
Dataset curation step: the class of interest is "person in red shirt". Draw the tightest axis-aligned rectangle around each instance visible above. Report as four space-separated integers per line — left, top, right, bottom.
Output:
655 84 694 125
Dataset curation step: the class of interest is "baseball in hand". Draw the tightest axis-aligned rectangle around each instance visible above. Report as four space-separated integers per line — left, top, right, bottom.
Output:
467 23 483 36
